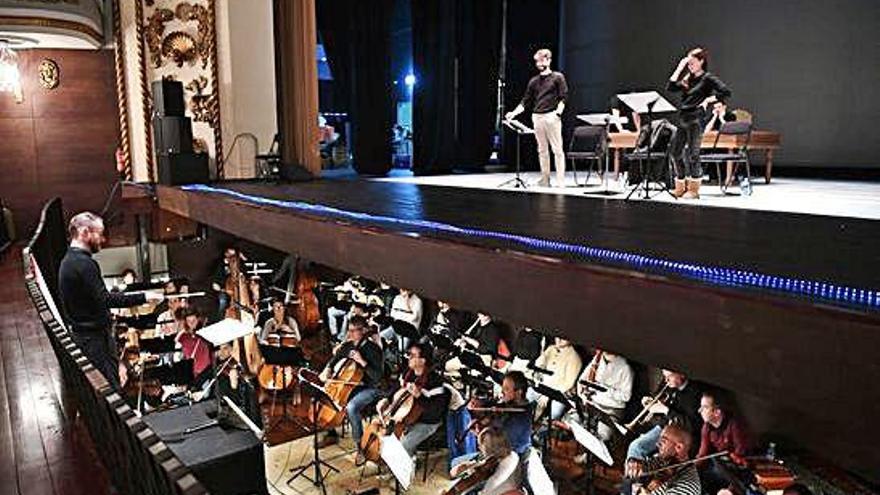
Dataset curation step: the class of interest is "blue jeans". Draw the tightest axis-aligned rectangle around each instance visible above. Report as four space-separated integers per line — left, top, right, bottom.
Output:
401 422 440 457
626 424 661 460
327 307 348 338
347 387 383 447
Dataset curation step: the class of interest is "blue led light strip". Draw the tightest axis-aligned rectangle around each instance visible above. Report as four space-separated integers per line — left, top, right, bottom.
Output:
181 184 880 311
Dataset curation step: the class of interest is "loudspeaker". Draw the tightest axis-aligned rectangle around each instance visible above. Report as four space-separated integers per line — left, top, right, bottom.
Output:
151 79 185 117
157 152 209 186
153 116 194 154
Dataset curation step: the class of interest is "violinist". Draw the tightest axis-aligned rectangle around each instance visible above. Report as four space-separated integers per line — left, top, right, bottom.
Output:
156 281 188 336
627 370 704 462
175 306 213 387
449 426 524 495
260 299 301 342
445 313 500 380
373 342 447 456
696 389 754 495
622 423 702 495
317 316 384 464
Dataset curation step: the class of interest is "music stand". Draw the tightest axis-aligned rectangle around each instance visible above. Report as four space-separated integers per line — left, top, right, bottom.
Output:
197 318 256 415
577 113 628 196
287 371 341 494
615 92 677 200
389 319 420 371
532 383 573 457
380 434 414 493
498 119 534 189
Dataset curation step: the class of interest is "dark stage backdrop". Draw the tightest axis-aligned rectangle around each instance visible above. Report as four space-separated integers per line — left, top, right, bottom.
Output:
561 0 880 168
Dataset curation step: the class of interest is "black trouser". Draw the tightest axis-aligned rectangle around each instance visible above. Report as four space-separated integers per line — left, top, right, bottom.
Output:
672 110 705 179
72 330 121 391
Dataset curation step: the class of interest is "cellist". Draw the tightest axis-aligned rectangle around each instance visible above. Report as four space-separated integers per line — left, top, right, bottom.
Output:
373 342 447 456
317 316 384 464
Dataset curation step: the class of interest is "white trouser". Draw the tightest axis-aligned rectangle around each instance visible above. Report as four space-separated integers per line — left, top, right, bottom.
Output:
531 112 566 186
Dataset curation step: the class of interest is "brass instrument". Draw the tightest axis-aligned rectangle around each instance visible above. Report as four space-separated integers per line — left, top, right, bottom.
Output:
624 383 670 433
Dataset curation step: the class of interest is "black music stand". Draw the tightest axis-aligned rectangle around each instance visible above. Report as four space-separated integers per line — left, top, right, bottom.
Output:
389 319 420 372
259 344 307 432
139 358 194 415
498 119 534 189
287 373 340 495
533 383 572 457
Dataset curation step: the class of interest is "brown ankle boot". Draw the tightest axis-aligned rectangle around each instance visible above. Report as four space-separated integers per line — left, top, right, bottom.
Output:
673 179 687 198
683 178 701 199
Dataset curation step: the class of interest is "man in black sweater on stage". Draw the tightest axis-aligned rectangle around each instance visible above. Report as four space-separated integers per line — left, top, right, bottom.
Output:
506 48 569 188
58 212 163 390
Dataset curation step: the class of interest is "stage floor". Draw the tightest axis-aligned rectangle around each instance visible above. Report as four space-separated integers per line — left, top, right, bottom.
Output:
375 171 880 221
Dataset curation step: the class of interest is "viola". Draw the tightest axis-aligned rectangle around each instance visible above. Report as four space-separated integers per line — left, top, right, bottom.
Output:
443 455 503 495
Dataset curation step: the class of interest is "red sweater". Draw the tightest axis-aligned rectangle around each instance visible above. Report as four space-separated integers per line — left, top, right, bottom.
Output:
177 332 212 377
698 414 753 460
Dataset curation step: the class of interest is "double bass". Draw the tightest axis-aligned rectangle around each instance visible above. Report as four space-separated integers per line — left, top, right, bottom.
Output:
360 370 427 462
224 251 261 375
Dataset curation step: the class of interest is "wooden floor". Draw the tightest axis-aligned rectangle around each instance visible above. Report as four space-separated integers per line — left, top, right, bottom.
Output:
0 248 113 495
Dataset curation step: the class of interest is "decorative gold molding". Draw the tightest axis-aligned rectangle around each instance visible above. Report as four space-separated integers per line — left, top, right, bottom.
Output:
135 0 155 182
37 58 59 89
0 16 102 44
112 0 131 180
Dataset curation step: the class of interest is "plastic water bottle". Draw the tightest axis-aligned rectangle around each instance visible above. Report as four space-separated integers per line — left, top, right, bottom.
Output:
740 175 752 196
766 442 777 461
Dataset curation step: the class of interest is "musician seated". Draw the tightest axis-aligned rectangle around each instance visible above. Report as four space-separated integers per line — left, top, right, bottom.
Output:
318 316 384 465
430 300 471 340
568 349 633 448
260 299 301 342
157 285 188 336
491 371 534 456
374 342 447 456
449 426 523 495
526 337 582 421
696 389 755 495
445 313 500 381
380 288 424 350
627 369 704 462
622 423 701 495
175 306 213 387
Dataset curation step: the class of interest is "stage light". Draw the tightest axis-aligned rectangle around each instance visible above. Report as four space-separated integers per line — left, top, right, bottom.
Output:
404 73 416 87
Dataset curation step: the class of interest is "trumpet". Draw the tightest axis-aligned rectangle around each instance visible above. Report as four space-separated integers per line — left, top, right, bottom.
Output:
623 383 670 433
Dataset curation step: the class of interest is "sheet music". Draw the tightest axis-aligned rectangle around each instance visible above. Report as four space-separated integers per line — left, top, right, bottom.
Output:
197 318 255 346
567 420 614 466
577 113 628 126
380 434 414 489
503 119 535 134
616 91 677 114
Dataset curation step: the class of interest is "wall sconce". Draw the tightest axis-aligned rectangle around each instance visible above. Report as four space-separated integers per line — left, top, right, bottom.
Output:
0 40 23 103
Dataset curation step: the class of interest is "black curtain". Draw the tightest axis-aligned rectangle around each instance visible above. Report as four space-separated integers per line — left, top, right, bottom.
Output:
456 1 502 170
317 0 393 175
411 0 457 175
501 0 560 171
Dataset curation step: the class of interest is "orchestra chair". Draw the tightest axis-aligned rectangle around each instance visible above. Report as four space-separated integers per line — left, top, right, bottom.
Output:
700 121 754 195
566 126 607 186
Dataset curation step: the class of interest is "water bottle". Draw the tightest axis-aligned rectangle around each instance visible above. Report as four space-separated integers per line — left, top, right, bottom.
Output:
766 441 777 461
740 175 752 196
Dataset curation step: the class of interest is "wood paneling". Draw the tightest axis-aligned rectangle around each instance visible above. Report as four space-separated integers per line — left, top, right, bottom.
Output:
0 49 120 233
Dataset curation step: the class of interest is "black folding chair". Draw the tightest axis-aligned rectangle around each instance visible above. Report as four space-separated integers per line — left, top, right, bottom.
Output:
624 120 677 200
700 121 753 195
566 126 606 186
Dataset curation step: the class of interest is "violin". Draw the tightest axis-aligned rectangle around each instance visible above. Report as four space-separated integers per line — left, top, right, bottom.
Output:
360 370 427 463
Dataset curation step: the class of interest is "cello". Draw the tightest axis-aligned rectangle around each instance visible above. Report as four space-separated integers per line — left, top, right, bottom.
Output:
360 370 427 463
302 326 377 430
293 259 321 335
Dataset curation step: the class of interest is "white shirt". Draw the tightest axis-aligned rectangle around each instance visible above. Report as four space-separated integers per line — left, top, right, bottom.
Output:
390 293 423 329
534 344 582 393
579 353 633 411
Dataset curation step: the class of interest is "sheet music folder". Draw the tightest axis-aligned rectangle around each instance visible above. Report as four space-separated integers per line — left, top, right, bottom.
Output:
616 91 677 114
197 318 255 347
503 119 535 134
577 113 628 126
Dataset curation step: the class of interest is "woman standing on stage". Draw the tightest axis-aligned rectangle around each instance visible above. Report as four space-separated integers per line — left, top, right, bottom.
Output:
667 47 731 199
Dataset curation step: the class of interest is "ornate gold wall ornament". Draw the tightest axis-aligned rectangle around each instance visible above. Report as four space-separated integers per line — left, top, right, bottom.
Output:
145 7 173 68
37 58 59 89
161 31 197 66
184 75 211 122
